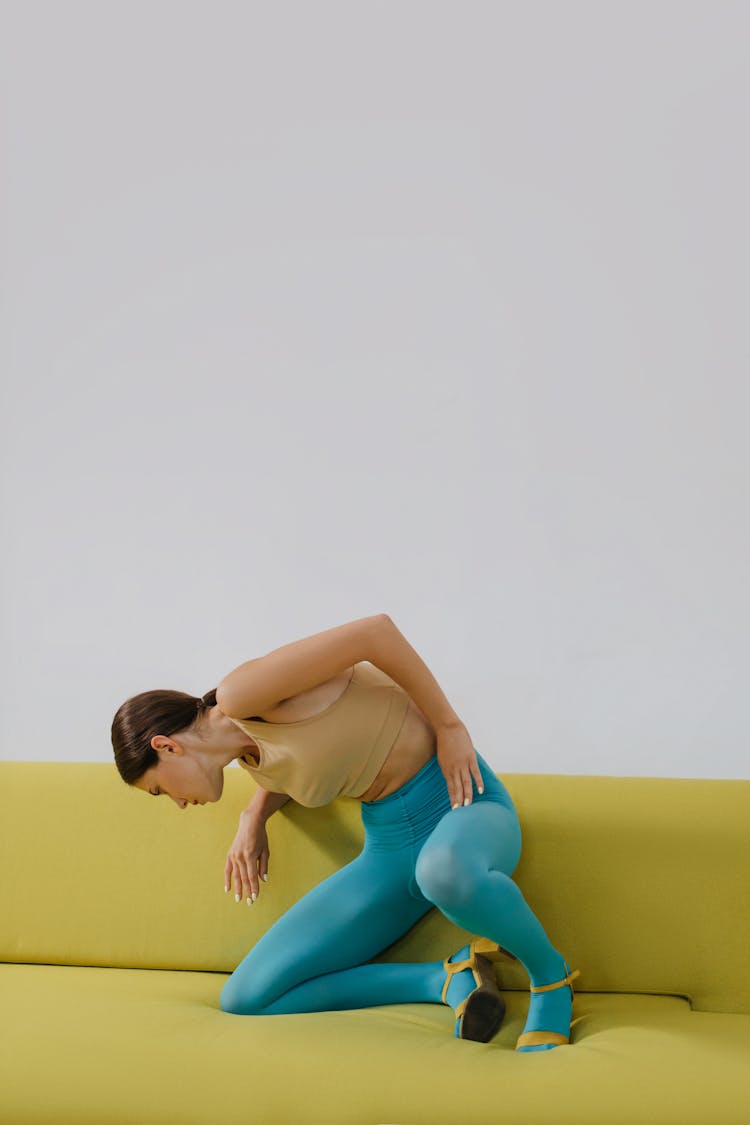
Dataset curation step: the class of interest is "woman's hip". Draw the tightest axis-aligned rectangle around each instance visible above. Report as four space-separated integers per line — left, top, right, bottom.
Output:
360 747 520 850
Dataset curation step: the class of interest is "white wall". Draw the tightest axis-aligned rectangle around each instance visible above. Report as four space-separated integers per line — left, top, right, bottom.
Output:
1 1 747 780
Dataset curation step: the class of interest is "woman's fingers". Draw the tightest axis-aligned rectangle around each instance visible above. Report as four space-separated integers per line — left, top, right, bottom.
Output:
225 856 254 903
448 770 464 809
236 855 256 904
448 761 484 809
447 769 470 809
225 817 270 901
227 858 239 900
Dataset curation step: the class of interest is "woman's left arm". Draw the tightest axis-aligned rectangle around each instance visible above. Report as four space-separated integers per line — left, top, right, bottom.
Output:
369 616 484 808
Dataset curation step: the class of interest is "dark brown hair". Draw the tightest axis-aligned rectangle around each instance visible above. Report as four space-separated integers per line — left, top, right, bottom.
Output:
111 687 219 786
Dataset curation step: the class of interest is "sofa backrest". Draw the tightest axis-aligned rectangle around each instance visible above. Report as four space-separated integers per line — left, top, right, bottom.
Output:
1 762 748 1014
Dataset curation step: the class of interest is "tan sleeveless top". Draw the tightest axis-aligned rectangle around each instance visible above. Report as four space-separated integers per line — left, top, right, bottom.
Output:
225 661 411 807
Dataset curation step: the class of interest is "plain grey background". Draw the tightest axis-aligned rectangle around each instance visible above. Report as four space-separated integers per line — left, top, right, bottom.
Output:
1 2 747 779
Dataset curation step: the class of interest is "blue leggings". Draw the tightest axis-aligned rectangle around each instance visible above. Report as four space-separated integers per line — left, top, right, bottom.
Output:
220 751 565 1019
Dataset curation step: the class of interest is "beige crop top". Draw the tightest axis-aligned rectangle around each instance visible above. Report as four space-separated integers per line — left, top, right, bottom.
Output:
225 661 411 807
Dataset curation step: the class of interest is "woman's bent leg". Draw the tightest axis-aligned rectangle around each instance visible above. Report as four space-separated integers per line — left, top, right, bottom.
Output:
414 800 577 1051
220 846 438 1016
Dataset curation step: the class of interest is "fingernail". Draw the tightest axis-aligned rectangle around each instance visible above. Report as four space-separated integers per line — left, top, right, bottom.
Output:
224 885 229 893
251 892 257 902
463 797 471 806
247 897 253 906
262 874 269 882
478 787 484 794
452 803 459 810
235 893 240 903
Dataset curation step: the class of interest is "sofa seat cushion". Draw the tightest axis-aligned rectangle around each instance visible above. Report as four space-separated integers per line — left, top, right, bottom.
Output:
1 964 749 1125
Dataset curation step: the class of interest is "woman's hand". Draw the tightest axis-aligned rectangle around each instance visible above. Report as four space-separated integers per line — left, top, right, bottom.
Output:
436 723 484 809
224 811 270 905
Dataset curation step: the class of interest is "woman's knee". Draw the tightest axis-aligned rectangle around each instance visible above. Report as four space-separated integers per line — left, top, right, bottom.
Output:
414 845 482 910
414 840 521 911
220 970 268 1016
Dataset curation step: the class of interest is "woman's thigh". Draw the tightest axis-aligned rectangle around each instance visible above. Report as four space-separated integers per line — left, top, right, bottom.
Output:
414 797 523 907
222 845 433 1013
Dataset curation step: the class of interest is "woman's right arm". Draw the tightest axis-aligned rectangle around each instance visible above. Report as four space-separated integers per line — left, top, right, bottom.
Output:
226 788 292 903
243 787 291 823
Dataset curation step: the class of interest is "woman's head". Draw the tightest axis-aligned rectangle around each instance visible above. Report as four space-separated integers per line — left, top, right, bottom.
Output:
111 687 252 809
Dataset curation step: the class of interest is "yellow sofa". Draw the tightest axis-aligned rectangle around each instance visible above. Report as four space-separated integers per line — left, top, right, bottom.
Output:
1 762 749 1125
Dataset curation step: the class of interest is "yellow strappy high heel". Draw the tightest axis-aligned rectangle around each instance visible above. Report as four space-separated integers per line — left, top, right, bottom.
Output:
515 960 581 1051
441 936 519 1042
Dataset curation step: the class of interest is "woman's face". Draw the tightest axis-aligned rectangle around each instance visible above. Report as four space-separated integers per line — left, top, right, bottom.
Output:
133 746 219 809
132 707 250 809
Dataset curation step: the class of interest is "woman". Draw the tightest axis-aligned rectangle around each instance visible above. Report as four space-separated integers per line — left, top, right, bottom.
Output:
111 613 579 1051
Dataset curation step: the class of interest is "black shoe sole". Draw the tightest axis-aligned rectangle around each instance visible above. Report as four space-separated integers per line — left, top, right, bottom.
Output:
459 986 506 1042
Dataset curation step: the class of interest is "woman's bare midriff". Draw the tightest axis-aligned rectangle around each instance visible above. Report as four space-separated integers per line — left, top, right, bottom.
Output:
238 664 436 803
353 696 436 802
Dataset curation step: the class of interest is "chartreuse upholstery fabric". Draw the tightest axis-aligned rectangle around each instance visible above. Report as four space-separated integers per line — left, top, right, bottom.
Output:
1 761 749 1125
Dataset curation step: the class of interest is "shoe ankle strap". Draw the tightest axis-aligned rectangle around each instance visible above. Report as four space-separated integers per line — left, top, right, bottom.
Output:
530 967 581 996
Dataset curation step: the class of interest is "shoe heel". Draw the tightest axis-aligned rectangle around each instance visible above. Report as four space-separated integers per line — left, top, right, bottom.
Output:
471 936 519 963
